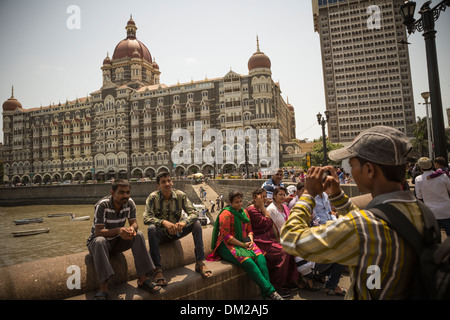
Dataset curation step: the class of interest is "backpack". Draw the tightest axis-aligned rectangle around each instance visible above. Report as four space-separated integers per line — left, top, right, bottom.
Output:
371 202 450 300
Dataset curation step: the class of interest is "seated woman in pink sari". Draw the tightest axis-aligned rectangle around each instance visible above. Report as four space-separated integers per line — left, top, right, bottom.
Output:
246 188 299 297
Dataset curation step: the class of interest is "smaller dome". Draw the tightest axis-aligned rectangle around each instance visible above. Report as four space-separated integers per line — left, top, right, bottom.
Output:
248 36 271 71
103 54 111 65
127 16 136 26
3 87 22 111
152 58 159 70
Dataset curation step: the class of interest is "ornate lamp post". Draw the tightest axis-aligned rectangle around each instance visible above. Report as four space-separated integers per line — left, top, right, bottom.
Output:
419 91 434 159
317 110 330 166
400 0 449 164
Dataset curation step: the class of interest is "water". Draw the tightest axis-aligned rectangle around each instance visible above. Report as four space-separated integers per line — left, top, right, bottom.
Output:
0 204 148 268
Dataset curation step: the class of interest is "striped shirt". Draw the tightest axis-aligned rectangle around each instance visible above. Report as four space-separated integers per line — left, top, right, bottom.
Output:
280 190 425 300
143 189 198 228
86 195 136 245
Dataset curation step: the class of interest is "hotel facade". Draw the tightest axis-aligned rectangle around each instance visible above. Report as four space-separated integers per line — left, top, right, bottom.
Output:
312 0 416 143
1 18 296 184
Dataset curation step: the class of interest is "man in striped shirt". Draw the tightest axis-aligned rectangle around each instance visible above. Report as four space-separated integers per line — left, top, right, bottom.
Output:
281 126 428 299
87 179 160 300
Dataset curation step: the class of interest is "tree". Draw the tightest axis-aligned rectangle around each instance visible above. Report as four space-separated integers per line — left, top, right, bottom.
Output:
410 116 430 158
300 139 343 168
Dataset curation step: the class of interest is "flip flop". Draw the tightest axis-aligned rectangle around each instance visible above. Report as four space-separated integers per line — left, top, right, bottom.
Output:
94 291 109 300
138 279 161 294
195 261 213 278
153 268 168 286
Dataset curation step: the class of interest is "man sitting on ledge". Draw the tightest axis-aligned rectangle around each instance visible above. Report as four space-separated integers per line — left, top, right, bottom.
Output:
86 179 161 300
143 172 213 287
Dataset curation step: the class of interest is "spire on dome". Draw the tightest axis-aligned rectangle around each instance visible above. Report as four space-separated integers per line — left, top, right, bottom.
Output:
256 35 260 53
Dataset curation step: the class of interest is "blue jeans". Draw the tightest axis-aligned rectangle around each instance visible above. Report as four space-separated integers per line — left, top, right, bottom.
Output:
147 220 205 269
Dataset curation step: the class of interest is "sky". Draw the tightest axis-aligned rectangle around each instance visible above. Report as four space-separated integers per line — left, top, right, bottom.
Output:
1 0 449 145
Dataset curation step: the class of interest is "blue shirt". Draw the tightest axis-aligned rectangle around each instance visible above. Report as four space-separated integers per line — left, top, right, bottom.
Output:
311 192 335 226
261 178 285 200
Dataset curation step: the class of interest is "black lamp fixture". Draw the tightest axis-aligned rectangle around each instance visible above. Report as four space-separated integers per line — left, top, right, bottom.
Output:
399 0 449 165
317 111 331 166
400 0 418 28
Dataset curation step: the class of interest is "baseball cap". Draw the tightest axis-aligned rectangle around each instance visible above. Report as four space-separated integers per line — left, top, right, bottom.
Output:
417 157 433 170
329 126 412 166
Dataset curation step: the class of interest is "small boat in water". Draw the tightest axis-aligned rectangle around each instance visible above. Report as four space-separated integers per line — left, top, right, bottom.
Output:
12 228 50 237
47 213 72 218
70 214 90 221
14 217 44 225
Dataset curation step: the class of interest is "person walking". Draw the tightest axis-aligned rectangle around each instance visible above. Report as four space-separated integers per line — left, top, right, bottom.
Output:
415 157 450 237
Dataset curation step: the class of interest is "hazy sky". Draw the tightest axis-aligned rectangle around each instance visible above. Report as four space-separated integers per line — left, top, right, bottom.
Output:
1 0 449 144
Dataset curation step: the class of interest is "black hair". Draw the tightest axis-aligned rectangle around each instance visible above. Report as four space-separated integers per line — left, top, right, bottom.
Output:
252 188 266 198
355 157 406 183
229 191 244 203
273 186 287 196
111 179 130 191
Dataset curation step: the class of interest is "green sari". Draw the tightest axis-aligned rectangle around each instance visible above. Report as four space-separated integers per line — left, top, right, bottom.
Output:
210 205 257 259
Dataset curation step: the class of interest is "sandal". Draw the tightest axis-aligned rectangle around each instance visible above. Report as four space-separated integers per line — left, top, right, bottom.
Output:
94 291 109 300
153 268 168 286
298 276 320 292
195 261 213 278
325 286 347 296
138 278 161 294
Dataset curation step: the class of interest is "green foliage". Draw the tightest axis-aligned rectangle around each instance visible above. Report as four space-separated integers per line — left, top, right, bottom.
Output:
300 139 344 168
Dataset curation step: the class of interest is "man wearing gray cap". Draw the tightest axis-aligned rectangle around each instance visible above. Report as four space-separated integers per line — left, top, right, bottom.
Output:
415 157 450 236
281 126 438 299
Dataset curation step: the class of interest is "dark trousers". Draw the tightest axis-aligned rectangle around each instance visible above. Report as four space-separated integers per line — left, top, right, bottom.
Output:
438 218 450 236
147 220 205 269
87 231 155 284
314 263 344 290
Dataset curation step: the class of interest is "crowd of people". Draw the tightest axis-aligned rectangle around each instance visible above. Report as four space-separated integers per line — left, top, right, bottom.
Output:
85 125 449 301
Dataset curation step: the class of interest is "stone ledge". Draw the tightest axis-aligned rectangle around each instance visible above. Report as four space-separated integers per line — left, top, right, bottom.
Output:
0 226 215 300
67 260 260 300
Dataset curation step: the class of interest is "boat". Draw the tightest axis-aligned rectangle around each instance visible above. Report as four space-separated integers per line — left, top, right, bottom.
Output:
12 228 50 237
70 214 90 221
14 217 44 225
47 213 72 218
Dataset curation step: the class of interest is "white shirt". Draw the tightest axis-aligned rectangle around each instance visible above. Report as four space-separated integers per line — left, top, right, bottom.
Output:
267 202 289 233
415 170 450 219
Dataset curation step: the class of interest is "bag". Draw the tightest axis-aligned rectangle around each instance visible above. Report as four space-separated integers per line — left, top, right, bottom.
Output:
371 202 450 300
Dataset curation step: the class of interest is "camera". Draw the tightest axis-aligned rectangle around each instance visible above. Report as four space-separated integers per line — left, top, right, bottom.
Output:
322 170 331 182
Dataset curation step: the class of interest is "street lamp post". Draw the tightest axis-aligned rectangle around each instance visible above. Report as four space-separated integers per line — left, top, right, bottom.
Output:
317 111 330 166
400 0 449 165
420 91 434 159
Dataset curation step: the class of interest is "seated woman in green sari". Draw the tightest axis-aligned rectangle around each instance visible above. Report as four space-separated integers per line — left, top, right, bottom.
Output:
208 191 283 300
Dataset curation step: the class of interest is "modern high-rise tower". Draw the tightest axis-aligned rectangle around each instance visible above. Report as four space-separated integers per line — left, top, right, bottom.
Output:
312 0 416 142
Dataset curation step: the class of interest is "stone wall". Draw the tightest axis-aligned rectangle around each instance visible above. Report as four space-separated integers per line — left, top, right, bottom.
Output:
0 180 201 206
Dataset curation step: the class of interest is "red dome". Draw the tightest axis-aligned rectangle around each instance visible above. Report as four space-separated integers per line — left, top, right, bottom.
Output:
248 51 271 70
248 37 271 71
103 55 111 65
3 88 22 111
112 18 152 63
113 38 152 63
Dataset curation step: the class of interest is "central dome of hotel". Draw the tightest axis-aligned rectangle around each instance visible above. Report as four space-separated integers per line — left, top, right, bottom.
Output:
112 16 152 63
